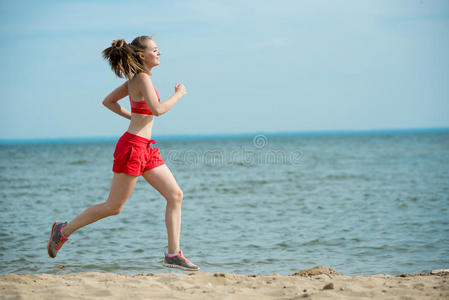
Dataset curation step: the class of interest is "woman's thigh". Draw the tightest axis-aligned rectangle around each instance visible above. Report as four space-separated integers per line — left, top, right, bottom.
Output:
106 172 139 210
141 165 181 200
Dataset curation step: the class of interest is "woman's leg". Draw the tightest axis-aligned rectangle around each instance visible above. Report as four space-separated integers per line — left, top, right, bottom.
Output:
62 172 138 237
142 165 183 254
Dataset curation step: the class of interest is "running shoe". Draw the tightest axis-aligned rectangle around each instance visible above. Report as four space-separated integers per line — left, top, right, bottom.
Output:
47 221 68 258
163 250 200 271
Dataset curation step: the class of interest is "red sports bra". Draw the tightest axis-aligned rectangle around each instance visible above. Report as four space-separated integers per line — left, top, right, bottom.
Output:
129 87 160 115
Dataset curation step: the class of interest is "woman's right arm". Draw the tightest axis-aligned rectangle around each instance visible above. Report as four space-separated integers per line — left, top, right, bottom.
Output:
138 73 186 116
102 81 132 120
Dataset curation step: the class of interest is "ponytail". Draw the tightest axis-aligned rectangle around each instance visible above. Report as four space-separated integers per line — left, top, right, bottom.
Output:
102 38 148 79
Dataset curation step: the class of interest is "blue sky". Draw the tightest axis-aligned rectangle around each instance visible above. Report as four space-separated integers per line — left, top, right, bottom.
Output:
1 0 448 140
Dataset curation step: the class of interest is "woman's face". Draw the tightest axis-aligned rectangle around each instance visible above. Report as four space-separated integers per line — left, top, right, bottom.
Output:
140 39 161 68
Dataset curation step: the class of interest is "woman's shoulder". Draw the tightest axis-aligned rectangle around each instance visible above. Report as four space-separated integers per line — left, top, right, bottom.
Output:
131 72 153 84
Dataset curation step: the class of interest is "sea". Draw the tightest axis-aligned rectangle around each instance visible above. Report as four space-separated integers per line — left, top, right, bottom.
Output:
0 130 448 276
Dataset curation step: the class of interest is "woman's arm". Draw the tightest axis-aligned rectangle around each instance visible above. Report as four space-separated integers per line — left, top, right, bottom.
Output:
102 81 132 120
137 73 186 116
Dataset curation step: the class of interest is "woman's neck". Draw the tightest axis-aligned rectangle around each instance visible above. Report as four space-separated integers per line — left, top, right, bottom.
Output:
143 63 153 76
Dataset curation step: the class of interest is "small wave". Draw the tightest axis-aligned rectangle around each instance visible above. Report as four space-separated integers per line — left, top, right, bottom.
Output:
7 192 41 198
54 187 73 193
324 173 371 181
69 160 89 165
229 161 254 167
247 244 262 249
246 179 268 185
276 242 291 248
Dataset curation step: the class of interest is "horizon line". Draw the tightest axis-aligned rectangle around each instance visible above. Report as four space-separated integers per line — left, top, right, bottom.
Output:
1 127 448 145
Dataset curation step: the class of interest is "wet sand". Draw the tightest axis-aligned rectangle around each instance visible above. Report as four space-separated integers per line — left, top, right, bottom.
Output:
1 266 448 299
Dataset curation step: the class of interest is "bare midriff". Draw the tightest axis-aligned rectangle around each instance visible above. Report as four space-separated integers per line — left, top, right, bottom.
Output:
127 113 155 140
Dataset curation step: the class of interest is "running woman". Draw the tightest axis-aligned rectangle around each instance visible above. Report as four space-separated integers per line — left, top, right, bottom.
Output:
47 36 199 271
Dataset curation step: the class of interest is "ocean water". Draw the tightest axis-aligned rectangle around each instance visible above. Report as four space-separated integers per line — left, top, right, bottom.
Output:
0 131 448 276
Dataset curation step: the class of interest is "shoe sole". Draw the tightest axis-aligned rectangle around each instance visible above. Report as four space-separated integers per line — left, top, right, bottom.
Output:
47 222 57 258
162 262 200 271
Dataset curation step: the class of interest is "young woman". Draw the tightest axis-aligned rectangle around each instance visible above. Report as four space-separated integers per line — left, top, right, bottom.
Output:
47 36 199 271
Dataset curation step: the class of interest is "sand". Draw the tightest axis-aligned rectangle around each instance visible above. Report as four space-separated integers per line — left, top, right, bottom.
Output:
1 266 448 300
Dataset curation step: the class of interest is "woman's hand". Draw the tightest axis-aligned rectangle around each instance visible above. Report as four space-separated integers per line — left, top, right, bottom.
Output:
174 83 187 97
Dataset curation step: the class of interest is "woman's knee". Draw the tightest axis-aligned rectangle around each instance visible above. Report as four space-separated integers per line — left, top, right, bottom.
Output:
167 189 183 206
103 202 123 216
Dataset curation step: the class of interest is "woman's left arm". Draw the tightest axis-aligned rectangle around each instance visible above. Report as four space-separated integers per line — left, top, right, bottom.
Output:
102 81 131 120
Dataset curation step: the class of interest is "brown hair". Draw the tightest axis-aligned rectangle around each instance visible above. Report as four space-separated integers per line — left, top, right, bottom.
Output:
102 35 153 79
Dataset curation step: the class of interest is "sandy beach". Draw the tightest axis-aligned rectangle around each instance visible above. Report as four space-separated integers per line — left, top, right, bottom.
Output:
1 266 448 300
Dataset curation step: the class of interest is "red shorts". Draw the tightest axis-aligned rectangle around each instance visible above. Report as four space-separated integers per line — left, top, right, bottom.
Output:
112 131 165 176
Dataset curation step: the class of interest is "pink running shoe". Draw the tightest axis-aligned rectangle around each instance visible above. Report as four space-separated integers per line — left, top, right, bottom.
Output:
47 222 68 258
163 250 200 271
